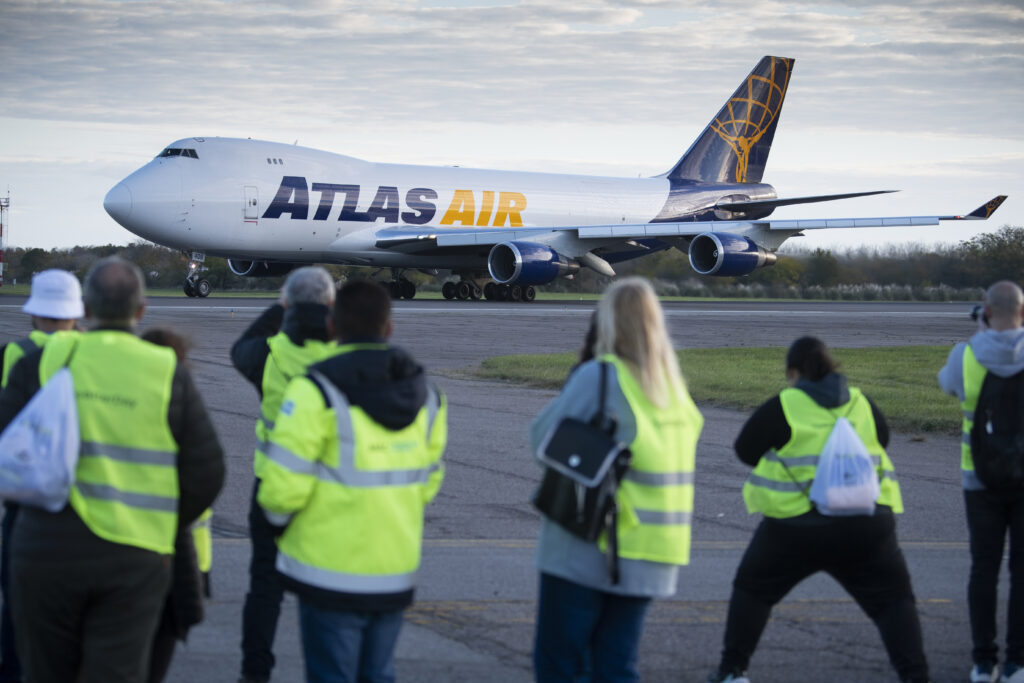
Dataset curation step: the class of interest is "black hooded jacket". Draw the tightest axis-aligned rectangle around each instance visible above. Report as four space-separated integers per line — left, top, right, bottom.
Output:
308 340 427 431
734 372 889 467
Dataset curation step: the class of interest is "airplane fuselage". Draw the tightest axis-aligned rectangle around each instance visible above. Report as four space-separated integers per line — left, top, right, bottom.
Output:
106 137 777 270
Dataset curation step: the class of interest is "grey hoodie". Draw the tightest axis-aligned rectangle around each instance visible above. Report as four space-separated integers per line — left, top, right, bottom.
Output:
938 326 1024 489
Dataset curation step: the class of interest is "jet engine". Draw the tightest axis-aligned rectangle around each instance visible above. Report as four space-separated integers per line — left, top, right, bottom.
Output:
227 259 300 277
487 241 578 286
688 232 777 276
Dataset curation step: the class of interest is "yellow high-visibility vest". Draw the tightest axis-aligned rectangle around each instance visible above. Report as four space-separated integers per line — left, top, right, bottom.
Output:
743 386 903 518
1 329 50 388
600 354 703 566
258 344 447 594
253 332 335 478
41 330 180 554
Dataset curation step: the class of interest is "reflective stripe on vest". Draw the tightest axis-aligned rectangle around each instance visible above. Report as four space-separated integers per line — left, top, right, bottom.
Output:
742 386 903 519
599 355 702 566
253 333 337 478
268 364 445 595
264 369 442 488
277 553 418 593
960 345 989 488
40 331 180 554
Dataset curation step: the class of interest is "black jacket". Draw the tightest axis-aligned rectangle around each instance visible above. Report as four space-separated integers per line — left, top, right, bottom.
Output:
734 372 889 467
231 303 332 395
0 328 225 535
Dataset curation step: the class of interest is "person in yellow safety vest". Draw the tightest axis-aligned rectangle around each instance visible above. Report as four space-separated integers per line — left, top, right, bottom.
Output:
939 281 1024 683
529 277 704 682
706 336 929 683
0 256 225 683
0 268 83 683
258 279 446 683
231 266 338 683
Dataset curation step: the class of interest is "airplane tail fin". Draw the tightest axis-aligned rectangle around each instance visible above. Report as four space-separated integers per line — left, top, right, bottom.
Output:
665 56 794 185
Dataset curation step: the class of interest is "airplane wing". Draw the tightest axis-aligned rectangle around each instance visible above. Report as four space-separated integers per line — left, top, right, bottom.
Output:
408 195 1009 249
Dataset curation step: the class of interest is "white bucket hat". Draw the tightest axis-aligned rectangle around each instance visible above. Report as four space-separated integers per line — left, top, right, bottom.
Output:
22 269 85 320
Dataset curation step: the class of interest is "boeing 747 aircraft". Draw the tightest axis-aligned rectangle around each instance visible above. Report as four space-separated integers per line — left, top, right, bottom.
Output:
103 56 1006 299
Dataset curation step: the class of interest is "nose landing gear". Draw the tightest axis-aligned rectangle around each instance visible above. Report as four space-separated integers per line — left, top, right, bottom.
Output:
183 252 211 298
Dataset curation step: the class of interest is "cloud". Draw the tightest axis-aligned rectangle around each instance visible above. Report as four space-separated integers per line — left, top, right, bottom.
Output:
0 0 1020 248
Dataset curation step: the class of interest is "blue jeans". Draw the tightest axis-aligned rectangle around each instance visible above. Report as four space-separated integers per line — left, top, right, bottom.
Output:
297 601 404 683
533 572 651 683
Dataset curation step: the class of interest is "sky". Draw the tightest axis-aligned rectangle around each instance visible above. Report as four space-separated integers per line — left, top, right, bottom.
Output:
0 0 1021 256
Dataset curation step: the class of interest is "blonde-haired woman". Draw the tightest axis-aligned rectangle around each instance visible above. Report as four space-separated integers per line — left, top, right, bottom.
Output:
530 277 704 682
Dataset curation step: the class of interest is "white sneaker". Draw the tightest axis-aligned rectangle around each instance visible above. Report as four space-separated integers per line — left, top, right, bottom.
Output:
970 662 1000 683
706 672 751 683
1003 661 1024 682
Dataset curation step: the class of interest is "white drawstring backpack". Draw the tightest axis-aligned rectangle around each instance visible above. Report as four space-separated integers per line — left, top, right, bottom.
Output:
0 367 80 512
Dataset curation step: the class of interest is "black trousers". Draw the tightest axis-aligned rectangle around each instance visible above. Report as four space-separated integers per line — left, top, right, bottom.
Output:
0 503 21 683
718 509 929 682
9 505 171 683
964 488 1024 665
241 479 286 679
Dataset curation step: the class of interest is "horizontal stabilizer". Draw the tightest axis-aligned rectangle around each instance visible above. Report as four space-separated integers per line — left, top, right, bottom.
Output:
716 190 897 213
940 195 1008 220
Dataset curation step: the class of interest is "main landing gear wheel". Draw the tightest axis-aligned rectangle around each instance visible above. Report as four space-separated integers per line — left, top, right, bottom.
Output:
442 281 457 300
388 279 417 300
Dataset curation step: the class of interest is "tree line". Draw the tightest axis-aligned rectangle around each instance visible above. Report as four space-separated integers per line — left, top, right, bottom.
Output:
2 225 1021 300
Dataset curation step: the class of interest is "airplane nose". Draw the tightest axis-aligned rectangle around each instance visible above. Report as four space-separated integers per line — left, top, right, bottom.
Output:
103 182 133 225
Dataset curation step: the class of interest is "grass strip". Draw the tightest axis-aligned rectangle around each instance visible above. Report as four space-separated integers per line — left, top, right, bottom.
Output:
477 345 961 435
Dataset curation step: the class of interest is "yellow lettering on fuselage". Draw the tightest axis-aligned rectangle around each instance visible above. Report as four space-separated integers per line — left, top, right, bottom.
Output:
439 190 527 227
476 191 495 227
494 192 526 227
440 190 476 225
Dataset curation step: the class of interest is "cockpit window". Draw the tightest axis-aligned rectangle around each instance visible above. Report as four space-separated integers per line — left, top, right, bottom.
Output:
157 148 199 159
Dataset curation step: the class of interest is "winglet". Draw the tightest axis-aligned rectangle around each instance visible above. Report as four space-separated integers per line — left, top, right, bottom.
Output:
942 195 1008 221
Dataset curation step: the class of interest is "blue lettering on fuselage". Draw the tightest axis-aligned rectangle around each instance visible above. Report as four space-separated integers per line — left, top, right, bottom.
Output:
262 177 438 224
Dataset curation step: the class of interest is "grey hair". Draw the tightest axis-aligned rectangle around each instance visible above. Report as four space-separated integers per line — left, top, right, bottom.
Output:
282 267 336 307
83 256 145 326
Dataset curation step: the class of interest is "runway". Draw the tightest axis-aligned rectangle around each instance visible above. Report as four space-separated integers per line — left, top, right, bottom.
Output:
0 295 984 682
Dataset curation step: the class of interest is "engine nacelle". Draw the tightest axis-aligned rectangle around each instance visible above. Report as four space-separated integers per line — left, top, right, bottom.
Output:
688 232 777 276
487 241 578 286
227 259 299 277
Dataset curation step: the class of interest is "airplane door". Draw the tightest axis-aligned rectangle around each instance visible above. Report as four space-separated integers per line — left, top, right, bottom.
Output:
244 186 259 221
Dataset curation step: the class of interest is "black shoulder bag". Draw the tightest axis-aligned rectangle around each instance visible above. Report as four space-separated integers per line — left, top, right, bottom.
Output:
532 362 633 583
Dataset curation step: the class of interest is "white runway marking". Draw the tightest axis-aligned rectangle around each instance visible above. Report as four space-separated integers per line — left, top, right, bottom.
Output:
0 303 970 317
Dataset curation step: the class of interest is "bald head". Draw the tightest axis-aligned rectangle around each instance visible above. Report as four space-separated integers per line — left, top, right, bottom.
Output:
985 280 1024 331
83 256 146 327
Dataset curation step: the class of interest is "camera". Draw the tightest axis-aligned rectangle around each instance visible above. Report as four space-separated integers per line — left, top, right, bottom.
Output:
971 304 989 326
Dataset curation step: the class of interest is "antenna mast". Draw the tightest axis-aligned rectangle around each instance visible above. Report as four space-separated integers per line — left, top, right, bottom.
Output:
0 193 8 287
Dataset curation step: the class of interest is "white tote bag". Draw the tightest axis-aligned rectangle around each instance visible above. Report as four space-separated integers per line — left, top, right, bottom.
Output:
0 367 80 512
809 416 880 516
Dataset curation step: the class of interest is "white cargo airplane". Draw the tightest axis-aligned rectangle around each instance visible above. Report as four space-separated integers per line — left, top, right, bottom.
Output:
104 56 1006 300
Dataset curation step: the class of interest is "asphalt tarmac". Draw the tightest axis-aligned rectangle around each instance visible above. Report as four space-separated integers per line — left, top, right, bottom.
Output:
0 296 989 682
